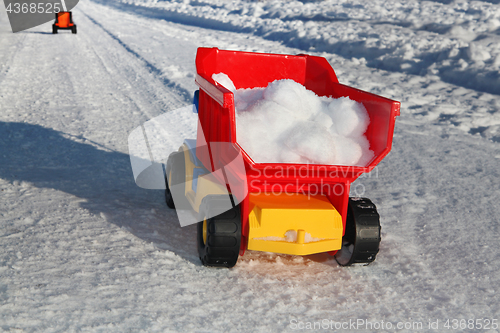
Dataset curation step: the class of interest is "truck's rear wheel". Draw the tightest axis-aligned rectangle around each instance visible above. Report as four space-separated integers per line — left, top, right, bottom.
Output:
335 198 381 266
198 195 241 268
165 150 188 209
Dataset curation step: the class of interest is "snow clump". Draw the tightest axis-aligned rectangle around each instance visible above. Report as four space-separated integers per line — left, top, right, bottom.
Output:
212 73 373 166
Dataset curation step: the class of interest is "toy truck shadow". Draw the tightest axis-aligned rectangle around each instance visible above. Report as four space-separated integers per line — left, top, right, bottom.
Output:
0 121 199 264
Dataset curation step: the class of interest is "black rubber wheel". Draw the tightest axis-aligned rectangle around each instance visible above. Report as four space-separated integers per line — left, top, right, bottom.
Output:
52 25 57 34
197 195 241 268
71 26 77 34
164 170 175 209
335 197 381 266
165 150 189 209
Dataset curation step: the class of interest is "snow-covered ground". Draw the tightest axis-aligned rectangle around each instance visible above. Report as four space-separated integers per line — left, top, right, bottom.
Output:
1 0 500 331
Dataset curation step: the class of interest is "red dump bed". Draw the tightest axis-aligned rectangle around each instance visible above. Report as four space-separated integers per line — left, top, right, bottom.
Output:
194 47 400 231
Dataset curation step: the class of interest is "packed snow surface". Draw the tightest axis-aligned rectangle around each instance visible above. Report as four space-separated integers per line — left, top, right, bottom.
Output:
213 73 373 166
2 0 500 332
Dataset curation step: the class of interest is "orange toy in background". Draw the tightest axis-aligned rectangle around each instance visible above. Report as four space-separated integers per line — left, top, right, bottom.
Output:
52 12 77 34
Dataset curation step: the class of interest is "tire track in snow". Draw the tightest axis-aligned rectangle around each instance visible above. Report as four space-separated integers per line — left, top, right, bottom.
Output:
80 11 193 107
0 30 27 89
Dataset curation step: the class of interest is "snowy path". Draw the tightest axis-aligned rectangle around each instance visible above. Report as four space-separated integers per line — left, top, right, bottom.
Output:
1 0 500 332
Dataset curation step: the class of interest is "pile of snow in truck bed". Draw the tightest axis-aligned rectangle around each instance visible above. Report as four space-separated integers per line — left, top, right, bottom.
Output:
213 73 373 166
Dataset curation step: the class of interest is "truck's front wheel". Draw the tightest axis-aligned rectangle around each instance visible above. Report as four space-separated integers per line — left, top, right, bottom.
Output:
198 195 241 268
165 150 188 209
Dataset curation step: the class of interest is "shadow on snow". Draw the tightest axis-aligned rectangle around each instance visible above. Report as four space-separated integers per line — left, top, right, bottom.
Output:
0 121 199 265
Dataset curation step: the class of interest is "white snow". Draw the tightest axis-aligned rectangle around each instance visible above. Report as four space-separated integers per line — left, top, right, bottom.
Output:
212 72 237 94
1 0 500 331
213 74 372 165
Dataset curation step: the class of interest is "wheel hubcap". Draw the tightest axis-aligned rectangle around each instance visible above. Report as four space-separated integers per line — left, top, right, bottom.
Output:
202 218 207 245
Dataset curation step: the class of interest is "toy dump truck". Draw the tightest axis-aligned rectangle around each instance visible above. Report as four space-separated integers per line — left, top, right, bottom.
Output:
165 47 400 268
52 11 76 34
